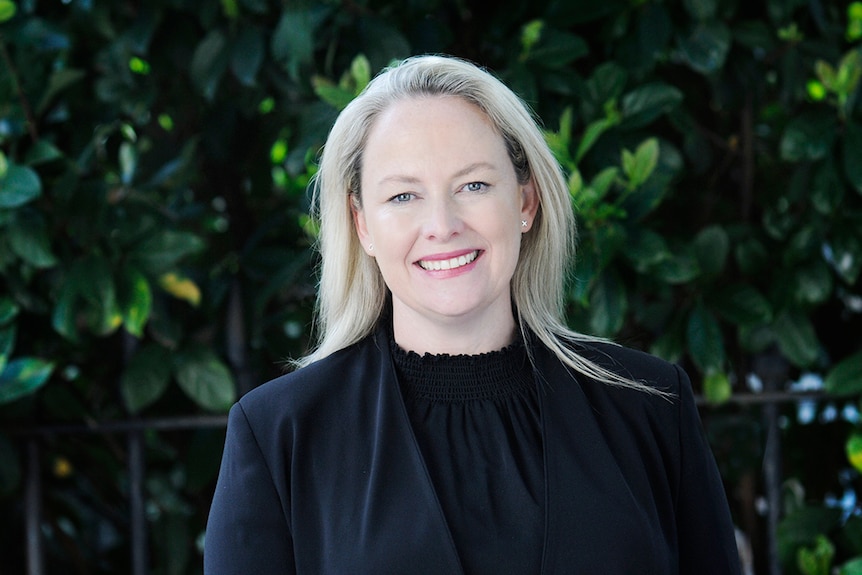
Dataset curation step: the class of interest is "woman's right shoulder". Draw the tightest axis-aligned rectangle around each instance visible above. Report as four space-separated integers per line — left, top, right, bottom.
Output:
235 335 380 423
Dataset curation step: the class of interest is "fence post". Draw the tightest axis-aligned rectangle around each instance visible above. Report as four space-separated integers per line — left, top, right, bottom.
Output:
25 438 44 575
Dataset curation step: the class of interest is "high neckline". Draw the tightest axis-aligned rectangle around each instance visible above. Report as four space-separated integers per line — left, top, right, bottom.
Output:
389 335 534 402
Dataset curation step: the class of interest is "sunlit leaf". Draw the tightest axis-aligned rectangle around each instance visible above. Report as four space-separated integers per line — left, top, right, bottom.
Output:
0 0 16 23
119 267 152 338
159 272 201 307
703 370 731 404
847 433 862 474
121 344 171 413
797 535 834 575
0 358 54 404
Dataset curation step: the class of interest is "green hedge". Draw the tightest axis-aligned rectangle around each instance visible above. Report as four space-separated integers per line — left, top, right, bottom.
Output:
1 0 861 573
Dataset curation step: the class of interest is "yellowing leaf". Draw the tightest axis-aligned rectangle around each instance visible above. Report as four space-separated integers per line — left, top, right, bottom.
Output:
847 433 862 474
159 273 201 307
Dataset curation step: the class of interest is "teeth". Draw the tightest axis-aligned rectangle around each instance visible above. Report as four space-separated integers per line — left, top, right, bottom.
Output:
419 251 478 271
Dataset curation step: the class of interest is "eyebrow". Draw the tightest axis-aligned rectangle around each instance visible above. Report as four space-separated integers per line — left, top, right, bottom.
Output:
377 161 498 186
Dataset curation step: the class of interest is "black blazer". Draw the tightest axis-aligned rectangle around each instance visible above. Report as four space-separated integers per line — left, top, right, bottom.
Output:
204 328 741 574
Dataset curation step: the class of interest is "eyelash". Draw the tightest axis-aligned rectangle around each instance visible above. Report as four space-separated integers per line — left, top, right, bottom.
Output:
462 182 488 193
389 192 414 204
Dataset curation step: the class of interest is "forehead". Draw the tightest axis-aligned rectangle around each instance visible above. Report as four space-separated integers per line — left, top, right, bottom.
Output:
361 96 508 173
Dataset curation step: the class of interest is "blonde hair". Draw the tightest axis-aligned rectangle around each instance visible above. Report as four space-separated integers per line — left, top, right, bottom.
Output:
298 54 660 394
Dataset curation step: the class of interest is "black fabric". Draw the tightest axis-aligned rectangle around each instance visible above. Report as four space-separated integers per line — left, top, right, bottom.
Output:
391 337 543 575
204 327 742 575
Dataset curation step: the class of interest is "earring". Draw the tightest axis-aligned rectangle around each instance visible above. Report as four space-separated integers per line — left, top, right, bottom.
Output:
368 243 374 251
521 220 528 228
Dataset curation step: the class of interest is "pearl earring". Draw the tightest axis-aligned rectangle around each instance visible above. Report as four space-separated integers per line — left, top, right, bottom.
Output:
521 220 528 228
368 243 373 251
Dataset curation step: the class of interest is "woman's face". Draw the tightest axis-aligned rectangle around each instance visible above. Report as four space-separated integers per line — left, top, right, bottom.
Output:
353 95 538 344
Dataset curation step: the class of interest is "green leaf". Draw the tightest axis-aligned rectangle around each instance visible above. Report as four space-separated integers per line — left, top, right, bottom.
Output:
774 312 819 367
778 507 842 566
797 535 835 575
621 82 683 129
0 297 19 325
811 158 845 214
525 27 589 67
686 303 725 373
824 351 862 396
25 140 64 166
174 348 236 412
710 284 773 325
312 76 356 111
624 228 669 272
190 29 230 100
130 230 205 274
0 326 15 374
0 0 17 23
829 232 862 285
0 358 54 404
847 433 862 474
703 370 731 404
350 54 371 93
119 266 152 338
230 25 265 87
839 557 862 575
652 251 700 284
0 165 42 208
677 21 731 74
735 236 769 275
844 121 862 194
271 9 314 80
622 138 660 188
793 261 833 305
8 214 58 269
780 111 837 162
683 0 718 20
588 270 628 337
692 225 729 278
119 141 137 185
575 117 617 164
121 344 171 413
36 68 87 116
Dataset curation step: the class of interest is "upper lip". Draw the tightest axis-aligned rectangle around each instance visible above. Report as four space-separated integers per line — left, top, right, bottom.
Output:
416 249 478 263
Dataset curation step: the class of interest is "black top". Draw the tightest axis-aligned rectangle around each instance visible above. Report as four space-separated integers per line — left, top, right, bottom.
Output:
204 327 743 574
391 337 543 575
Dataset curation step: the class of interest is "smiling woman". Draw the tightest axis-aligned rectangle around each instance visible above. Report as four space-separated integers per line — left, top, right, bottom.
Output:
204 55 742 575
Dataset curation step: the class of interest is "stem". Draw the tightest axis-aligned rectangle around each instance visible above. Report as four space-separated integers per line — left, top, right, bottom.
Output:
0 32 40 143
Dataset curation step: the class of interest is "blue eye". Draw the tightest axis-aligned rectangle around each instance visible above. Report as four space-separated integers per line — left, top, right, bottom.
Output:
463 182 487 192
390 192 414 203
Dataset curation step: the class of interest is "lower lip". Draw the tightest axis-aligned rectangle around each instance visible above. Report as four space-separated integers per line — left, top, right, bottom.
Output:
416 252 481 277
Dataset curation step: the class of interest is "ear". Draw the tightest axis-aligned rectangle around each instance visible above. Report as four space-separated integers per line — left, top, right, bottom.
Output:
351 200 374 256
519 179 540 231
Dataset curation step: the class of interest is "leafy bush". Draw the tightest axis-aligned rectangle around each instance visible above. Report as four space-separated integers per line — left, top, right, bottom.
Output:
1 0 860 573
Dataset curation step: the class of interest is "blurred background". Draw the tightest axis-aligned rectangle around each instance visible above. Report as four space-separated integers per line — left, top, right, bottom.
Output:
0 0 860 573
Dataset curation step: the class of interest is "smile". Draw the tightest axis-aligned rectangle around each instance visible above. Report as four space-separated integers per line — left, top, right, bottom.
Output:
417 250 480 271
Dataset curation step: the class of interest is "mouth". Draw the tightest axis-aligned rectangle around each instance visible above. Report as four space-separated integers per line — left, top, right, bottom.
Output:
417 250 480 271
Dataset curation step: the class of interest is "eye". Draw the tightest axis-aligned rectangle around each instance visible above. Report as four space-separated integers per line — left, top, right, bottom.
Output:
462 181 488 193
389 192 415 204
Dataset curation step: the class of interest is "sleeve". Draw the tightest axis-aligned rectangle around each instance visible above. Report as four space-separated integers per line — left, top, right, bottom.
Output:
674 365 742 575
204 402 295 575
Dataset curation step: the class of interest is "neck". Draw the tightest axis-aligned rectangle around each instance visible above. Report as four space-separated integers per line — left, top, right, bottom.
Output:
391 302 517 356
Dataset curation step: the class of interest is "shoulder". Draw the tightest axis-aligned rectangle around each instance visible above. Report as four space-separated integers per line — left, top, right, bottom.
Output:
237 333 384 427
571 339 687 397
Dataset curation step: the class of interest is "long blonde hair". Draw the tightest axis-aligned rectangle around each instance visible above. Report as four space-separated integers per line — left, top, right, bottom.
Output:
298 54 660 394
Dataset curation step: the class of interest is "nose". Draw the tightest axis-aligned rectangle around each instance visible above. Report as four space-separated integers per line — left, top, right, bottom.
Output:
422 195 463 241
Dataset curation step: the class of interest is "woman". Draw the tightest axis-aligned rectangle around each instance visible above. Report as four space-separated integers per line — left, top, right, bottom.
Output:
204 55 741 574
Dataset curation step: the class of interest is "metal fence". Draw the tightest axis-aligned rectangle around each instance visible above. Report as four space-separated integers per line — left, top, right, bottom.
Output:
13 390 836 575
